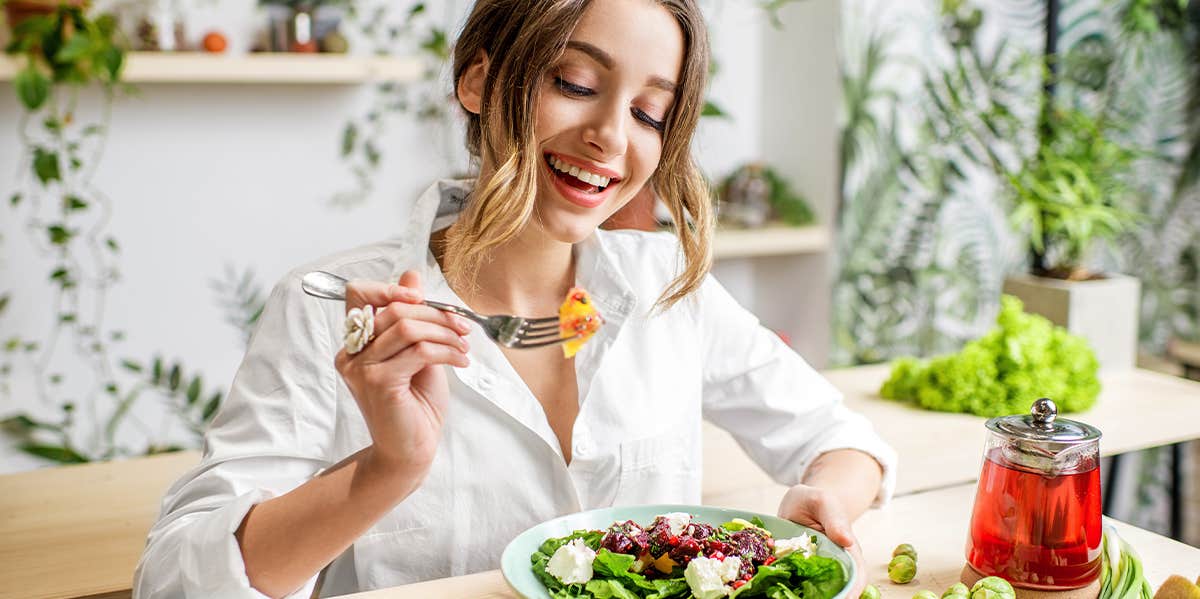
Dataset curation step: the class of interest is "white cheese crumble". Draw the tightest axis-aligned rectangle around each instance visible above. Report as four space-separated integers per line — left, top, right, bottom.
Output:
661 512 693 537
773 535 818 559
546 538 596 585
684 556 743 599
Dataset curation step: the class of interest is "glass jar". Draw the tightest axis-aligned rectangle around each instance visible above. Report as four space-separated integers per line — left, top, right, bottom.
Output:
965 398 1103 590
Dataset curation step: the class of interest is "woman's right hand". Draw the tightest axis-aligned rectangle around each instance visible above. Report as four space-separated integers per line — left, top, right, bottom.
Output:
334 269 472 481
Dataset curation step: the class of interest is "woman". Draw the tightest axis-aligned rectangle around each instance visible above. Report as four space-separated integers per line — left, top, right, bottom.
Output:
134 0 896 597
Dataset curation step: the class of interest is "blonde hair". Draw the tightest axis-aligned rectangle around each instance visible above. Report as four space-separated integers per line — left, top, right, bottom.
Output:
445 0 713 310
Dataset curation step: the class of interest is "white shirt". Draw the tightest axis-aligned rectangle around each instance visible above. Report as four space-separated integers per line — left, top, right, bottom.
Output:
133 180 897 598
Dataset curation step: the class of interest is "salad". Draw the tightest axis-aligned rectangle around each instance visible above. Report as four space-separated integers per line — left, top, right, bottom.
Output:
529 512 848 599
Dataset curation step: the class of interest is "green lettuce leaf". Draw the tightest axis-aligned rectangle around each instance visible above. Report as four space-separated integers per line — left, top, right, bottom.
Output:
783 554 847 599
538 529 604 557
591 549 657 591
767 583 803 599
585 579 641 599
646 578 691 599
730 564 793 598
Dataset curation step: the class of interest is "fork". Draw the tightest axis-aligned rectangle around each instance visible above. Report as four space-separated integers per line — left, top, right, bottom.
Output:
300 270 575 349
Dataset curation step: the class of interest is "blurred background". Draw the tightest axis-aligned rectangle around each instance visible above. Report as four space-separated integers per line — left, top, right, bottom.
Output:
1 0 1197 545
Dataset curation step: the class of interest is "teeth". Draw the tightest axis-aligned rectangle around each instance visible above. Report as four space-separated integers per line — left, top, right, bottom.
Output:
550 155 611 188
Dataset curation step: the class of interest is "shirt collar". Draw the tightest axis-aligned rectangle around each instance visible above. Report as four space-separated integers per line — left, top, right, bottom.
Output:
390 179 641 458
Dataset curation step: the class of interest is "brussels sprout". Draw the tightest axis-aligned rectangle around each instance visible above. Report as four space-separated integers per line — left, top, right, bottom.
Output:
970 576 1015 599
888 555 917 584
942 582 970 599
892 543 918 561
860 584 881 599
914 590 939 599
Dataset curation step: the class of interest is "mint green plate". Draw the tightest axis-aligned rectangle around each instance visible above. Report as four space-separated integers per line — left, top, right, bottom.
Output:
500 504 858 599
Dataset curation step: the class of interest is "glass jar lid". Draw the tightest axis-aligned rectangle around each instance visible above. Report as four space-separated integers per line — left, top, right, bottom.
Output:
985 398 1102 444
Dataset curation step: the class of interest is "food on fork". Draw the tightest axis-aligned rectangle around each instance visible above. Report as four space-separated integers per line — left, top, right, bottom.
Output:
559 287 604 358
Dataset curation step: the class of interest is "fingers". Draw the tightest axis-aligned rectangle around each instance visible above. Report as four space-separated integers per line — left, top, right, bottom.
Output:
357 315 469 364
372 301 471 337
814 496 856 549
779 486 858 549
398 270 421 292
343 270 424 313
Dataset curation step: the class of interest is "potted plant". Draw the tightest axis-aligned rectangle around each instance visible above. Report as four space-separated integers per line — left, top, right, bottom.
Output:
1000 106 1142 371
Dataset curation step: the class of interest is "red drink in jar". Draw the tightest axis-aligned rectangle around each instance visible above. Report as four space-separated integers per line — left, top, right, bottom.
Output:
966 447 1102 589
966 398 1103 591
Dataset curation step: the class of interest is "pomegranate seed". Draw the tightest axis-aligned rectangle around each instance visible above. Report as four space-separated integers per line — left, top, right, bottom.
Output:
732 580 747 589
764 556 777 565
669 535 679 546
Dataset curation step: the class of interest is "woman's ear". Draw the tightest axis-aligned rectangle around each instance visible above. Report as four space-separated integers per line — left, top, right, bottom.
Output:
456 50 490 115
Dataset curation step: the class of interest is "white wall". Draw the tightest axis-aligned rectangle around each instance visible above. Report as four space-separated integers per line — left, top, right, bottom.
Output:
0 0 837 472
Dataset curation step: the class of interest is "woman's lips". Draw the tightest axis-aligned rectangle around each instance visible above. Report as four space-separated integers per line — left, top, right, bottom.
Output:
544 153 618 209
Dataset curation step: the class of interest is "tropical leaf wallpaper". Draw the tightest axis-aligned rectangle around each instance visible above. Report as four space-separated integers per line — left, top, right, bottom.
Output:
835 0 1199 364
835 0 1199 538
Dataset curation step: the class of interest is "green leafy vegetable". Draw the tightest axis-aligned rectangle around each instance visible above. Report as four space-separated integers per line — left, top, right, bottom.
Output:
880 295 1100 417
532 518 847 599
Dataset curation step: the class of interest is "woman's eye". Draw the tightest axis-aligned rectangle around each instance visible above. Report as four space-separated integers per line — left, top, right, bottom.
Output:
555 77 594 97
633 108 666 132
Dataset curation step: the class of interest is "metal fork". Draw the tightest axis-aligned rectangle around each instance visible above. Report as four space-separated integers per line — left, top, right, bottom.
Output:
300 271 575 349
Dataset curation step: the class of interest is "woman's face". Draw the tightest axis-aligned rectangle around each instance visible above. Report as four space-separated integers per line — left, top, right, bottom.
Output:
532 0 684 243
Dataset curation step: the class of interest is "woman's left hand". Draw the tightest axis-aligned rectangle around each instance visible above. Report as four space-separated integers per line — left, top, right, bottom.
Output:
778 484 867 599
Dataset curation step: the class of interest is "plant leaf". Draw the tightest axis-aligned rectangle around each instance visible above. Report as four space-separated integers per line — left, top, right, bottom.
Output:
33 148 61 184
21 443 89 463
14 65 50 110
702 100 729 118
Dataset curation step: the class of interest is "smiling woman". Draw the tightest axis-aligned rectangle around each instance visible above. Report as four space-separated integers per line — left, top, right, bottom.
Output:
132 1 896 598
446 0 712 309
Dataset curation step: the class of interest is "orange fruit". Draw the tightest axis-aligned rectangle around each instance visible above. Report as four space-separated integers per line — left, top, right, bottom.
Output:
558 287 603 358
202 31 227 53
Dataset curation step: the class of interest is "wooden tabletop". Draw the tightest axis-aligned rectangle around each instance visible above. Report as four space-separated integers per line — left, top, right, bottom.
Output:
0 450 200 599
703 365 1200 505
4 366 1197 599
334 483 1200 599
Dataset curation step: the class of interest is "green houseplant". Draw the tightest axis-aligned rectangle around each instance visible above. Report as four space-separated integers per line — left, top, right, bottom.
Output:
1008 107 1140 281
1 4 227 464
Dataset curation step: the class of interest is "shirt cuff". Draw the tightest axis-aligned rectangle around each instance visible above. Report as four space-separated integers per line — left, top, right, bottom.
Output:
803 429 898 508
179 489 321 599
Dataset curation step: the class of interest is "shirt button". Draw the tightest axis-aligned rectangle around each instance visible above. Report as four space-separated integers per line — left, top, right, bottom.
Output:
573 441 591 458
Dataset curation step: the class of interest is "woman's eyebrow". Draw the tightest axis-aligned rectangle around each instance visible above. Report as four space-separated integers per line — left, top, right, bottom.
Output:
565 40 677 94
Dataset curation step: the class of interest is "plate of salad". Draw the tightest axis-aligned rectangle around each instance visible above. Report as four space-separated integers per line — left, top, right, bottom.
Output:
500 504 857 599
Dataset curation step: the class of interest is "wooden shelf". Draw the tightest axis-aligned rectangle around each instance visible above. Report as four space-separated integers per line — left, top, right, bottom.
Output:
712 225 830 259
0 52 422 84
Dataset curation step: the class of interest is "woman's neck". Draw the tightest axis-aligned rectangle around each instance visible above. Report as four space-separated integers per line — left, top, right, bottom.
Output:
431 224 576 317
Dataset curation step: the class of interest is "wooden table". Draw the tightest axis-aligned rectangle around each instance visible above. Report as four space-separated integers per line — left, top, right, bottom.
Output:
0 450 200 599
334 484 1200 599
4 366 1198 599
703 365 1200 507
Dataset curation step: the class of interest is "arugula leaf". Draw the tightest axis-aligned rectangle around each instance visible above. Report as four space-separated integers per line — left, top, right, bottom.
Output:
538 529 603 557
784 554 847 599
730 564 793 598
585 579 641 599
751 516 768 528
766 583 803 599
646 578 691 599
592 549 657 591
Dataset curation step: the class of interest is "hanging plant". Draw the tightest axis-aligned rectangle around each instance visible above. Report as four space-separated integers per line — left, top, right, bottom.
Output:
1 5 225 464
332 2 452 207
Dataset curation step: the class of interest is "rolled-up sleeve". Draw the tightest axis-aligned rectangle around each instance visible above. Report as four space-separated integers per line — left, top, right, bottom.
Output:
696 275 897 507
134 272 340 598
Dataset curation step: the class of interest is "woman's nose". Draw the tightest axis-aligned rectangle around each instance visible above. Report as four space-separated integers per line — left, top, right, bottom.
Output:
582 100 628 159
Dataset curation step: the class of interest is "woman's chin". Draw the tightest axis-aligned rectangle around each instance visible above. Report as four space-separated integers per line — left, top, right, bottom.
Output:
538 215 605 245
